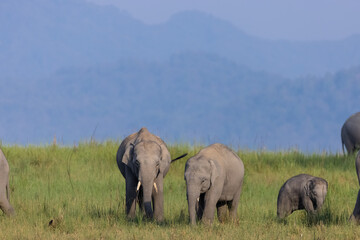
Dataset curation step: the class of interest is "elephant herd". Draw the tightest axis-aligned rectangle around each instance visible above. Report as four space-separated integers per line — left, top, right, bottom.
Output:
1 112 360 225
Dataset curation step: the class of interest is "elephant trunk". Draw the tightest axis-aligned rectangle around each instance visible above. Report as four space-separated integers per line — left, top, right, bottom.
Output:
141 177 155 219
315 196 325 211
187 185 200 225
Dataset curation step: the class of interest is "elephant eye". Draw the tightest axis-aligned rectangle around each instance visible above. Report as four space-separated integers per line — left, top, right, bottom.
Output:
135 160 140 167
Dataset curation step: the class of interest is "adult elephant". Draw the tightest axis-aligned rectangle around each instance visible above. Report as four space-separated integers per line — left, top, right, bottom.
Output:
341 112 360 155
0 148 15 216
184 143 244 225
350 152 360 222
277 174 328 219
116 127 186 221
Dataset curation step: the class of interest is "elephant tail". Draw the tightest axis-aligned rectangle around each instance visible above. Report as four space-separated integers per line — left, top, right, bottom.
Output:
171 153 188 163
6 181 10 201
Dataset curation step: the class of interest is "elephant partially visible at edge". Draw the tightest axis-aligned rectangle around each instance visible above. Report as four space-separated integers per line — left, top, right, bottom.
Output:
277 174 328 219
184 143 244 225
350 152 360 222
0 148 15 216
341 112 360 155
116 127 186 222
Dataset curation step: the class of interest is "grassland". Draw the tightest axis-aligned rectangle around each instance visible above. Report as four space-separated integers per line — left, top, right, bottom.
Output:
0 141 359 239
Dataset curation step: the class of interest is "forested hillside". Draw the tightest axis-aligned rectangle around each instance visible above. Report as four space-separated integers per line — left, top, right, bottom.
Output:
1 53 359 151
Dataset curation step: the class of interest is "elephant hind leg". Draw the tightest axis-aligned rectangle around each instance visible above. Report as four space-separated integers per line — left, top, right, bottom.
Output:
216 201 228 222
0 185 14 216
344 137 355 154
228 180 243 221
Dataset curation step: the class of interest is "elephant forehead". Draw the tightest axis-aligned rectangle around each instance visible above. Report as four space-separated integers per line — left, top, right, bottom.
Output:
135 142 161 154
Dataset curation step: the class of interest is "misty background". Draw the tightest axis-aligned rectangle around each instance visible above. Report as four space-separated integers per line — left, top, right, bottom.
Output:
1 0 360 151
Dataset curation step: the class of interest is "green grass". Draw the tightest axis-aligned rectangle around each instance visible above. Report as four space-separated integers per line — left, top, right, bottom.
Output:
0 141 360 239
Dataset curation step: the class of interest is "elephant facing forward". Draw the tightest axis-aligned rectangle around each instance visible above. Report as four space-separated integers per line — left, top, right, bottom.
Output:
116 127 186 222
0 148 15 216
277 174 328 219
184 143 244 225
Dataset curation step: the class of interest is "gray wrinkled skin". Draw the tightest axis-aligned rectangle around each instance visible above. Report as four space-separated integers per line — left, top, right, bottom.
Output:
0 149 15 216
350 151 360 222
184 143 244 225
341 112 360 155
277 174 328 219
116 127 171 222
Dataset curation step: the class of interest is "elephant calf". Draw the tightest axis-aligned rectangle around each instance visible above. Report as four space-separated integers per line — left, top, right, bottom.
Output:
184 143 244 225
0 148 15 216
277 174 328 219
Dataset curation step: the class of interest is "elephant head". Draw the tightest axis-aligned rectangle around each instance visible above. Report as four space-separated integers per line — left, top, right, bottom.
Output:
304 178 328 211
122 140 168 219
184 158 219 225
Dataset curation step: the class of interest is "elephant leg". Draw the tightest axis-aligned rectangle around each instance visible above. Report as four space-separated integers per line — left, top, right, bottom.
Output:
0 182 14 216
303 197 315 214
228 180 243 221
202 189 222 224
277 195 292 219
216 201 228 222
197 193 205 220
344 137 355 155
350 189 360 223
125 169 137 219
152 176 164 222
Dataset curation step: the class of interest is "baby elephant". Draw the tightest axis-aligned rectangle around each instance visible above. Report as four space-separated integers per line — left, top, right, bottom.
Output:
184 143 244 225
277 174 328 219
0 148 15 216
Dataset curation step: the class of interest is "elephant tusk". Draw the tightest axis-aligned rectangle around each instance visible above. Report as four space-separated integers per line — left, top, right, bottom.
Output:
197 197 199 202
153 183 158 193
136 181 141 191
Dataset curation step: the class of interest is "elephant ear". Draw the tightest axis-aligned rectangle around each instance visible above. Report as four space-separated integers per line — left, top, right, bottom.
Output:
122 143 134 166
304 179 314 197
209 160 219 186
159 141 171 173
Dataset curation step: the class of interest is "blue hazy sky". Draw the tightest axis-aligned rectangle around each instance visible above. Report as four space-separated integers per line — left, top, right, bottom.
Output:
88 0 360 41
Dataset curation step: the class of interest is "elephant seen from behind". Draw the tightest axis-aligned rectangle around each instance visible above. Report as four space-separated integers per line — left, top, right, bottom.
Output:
341 112 360 155
277 174 328 219
184 143 244 225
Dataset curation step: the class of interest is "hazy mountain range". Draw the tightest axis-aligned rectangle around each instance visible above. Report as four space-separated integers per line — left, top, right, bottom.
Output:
1 0 360 151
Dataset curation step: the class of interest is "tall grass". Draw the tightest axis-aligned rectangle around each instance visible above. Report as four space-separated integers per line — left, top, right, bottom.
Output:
0 141 359 239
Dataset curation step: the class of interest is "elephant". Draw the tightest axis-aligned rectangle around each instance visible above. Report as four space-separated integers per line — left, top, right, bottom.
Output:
341 112 360 155
277 174 328 219
350 151 360 222
116 127 187 221
184 143 244 225
0 148 15 216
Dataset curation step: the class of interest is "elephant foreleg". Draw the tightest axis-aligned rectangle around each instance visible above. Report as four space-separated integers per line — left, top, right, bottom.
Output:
303 197 315 214
152 176 164 222
125 170 138 219
202 189 222 224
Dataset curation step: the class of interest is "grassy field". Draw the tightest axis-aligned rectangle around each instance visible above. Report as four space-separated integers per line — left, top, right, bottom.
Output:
0 141 359 239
